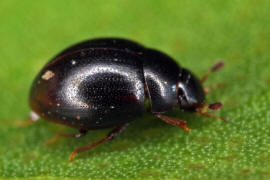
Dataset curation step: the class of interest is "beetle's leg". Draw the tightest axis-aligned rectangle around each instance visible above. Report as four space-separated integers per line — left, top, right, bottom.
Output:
16 111 40 127
196 103 229 123
201 61 224 84
69 123 129 162
44 130 87 145
155 114 191 132
198 111 229 122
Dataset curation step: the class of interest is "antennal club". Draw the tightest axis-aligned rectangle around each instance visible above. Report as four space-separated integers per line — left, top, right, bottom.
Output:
208 102 223 110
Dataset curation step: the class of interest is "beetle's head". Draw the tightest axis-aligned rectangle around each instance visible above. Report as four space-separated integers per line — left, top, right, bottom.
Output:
177 68 205 112
177 63 227 122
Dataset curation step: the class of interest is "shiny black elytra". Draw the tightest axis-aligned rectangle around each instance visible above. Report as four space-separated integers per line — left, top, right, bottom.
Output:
29 38 225 161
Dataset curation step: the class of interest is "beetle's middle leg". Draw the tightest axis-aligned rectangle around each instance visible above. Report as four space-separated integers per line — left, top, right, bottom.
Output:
44 130 87 145
69 123 129 162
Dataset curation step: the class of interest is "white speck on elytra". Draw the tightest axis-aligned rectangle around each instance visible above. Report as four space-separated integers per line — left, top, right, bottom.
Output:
41 70 55 80
81 104 89 108
71 60 76 65
110 105 115 109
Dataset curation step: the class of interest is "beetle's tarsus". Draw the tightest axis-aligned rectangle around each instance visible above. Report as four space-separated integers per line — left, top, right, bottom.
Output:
155 114 191 132
198 111 229 123
44 134 60 145
15 118 33 127
196 103 228 123
16 111 40 127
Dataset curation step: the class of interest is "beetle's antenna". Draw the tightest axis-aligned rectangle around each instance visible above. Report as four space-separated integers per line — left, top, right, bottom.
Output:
197 102 229 122
201 61 224 84
208 102 223 110
203 83 225 95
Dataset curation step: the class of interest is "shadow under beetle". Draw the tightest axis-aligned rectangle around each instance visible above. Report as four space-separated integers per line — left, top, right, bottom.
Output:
29 38 226 162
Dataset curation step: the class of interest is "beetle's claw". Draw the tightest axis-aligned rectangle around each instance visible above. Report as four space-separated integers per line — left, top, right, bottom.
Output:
44 134 60 145
69 151 77 162
183 126 192 132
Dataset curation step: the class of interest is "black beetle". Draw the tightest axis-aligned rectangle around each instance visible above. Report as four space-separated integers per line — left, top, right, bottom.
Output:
29 38 226 161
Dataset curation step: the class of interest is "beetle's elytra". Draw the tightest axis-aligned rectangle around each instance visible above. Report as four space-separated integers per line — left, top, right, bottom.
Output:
29 38 226 161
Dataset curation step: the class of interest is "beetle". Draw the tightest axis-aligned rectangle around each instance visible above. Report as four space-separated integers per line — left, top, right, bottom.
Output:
29 38 226 162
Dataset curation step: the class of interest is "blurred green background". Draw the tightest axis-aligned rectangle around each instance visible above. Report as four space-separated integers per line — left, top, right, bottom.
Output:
1 0 270 179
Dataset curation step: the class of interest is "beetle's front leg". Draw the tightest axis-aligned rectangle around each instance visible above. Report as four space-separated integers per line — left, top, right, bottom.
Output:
69 123 129 162
155 114 191 132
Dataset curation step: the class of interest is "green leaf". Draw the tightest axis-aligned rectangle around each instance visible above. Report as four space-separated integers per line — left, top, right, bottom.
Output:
0 0 270 179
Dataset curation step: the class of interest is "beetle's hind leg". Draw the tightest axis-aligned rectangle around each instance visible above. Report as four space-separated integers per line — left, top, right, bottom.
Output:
16 111 40 127
44 129 87 145
69 123 129 162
